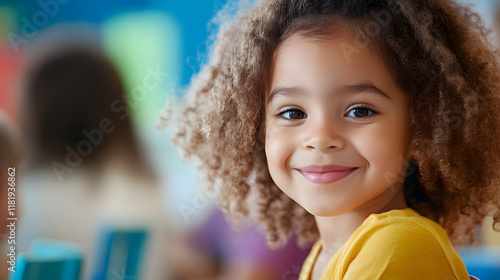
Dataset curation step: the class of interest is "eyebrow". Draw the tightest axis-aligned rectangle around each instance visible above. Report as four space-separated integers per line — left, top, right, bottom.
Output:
341 83 391 100
267 82 391 103
267 86 305 103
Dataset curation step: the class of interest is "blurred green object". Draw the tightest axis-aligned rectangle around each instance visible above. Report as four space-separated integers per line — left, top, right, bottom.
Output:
0 6 17 42
103 10 181 129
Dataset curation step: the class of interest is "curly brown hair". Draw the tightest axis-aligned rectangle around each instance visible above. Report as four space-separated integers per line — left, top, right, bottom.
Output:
170 0 500 246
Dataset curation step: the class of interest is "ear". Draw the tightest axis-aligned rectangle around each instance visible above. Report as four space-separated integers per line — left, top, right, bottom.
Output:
409 139 418 162
408 137 418 161
411 154 418 162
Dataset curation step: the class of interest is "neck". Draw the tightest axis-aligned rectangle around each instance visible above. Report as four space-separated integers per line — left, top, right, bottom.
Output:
314 185 407 257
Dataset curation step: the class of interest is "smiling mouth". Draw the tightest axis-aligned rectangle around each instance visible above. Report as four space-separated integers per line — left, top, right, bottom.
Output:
296 165 358 184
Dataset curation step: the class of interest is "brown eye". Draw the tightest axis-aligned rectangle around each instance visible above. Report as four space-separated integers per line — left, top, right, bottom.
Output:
279 109 307 120
346 106 377 118
353 108 369 117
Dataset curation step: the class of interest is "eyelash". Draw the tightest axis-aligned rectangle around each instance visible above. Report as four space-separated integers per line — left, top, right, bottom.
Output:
276 104 378 120
276 107 307 120
345 104 378 118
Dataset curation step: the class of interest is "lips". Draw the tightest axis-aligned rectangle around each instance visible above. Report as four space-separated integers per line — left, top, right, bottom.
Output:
296 165 358 184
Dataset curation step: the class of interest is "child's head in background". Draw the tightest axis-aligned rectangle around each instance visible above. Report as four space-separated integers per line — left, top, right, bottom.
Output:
173 0 500 246
19 43 151 179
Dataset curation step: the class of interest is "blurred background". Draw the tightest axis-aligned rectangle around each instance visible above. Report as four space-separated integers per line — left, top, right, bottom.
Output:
0 0 499 280
0 0 231 228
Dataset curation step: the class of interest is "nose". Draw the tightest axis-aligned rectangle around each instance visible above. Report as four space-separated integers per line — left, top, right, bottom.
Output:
303 119 345 152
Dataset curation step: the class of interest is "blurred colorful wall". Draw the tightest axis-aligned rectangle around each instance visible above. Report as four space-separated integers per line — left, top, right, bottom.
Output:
0 0 233 228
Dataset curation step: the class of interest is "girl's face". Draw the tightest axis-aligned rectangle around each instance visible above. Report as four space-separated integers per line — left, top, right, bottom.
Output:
264 33 414 217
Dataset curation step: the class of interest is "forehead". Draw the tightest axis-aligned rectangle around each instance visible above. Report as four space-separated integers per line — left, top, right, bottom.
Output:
268 33 402 100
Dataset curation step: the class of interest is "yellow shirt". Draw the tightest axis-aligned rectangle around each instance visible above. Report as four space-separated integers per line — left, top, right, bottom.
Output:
298 208 470 280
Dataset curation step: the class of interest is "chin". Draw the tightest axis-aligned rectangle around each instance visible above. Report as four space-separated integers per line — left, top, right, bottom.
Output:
302 204 350 217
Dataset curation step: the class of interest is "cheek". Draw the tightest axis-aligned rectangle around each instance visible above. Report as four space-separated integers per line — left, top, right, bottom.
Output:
353 121 411 175
265 126 296 176
265 126 284 166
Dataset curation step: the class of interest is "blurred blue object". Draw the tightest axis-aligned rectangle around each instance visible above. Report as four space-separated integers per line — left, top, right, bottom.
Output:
91 226 149 280
459 246 500 280
9 250 82 280
29 239 83 280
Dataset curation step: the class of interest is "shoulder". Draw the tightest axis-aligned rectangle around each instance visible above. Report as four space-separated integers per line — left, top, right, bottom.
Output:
361 208 447 246
341 209 469 279
355 208 455 259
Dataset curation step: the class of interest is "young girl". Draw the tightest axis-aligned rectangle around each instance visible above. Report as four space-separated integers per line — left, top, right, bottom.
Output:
169 0 500 279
